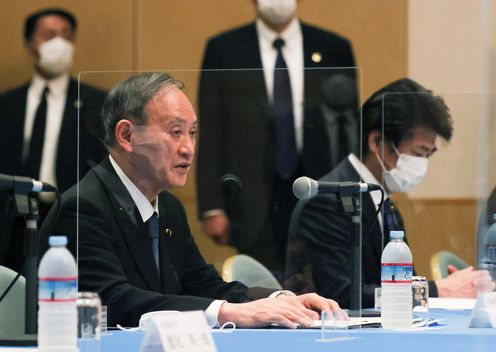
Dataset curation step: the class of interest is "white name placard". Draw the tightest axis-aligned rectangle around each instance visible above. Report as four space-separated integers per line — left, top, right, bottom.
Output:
140 311 217 352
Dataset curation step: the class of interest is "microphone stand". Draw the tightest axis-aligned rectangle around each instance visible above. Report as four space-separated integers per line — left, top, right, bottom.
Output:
337 190 362 315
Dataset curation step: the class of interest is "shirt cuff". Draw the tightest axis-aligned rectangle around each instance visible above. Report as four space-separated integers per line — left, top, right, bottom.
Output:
269 290 296 298
202 209 225 218
205 299 226 328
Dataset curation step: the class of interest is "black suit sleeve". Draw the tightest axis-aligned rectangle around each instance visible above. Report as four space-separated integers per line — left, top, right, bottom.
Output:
286 194 377 308
174 196 275 301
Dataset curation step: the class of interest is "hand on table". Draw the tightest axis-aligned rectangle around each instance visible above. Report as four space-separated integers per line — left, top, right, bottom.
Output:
436 265 495 298
218 293 344 329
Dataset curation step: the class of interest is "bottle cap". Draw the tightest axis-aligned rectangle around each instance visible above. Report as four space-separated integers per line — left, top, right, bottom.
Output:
389 230 404 239
49 235 68 247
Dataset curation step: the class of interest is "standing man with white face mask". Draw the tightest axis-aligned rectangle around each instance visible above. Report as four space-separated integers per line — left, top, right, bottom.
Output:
286 78 495 308
197 0 356 274
0 8 106 273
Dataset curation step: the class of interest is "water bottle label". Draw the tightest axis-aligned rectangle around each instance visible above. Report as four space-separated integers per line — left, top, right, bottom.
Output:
38 277 77 302
381 263 413 283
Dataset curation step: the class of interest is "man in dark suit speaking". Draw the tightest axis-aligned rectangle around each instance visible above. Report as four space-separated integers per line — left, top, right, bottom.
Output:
0 8 106 273
41 72 343 328
196 0 356 272
286 78 495 308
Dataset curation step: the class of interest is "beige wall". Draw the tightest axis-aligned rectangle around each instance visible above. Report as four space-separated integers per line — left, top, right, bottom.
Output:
405 0 496 277
408 0 496 199
0 0 408 265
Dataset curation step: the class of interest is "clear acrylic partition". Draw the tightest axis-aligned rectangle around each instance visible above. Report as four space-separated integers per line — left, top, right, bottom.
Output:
76 67 362 327
382 90 496 327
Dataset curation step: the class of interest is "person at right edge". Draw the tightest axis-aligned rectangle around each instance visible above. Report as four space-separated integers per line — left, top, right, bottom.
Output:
285 78 495 308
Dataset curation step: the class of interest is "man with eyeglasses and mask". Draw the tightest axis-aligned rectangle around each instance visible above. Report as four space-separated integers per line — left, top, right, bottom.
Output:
0 8 106 273
285 78 495 308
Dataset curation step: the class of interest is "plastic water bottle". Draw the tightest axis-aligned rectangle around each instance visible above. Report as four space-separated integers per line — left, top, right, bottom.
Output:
381 230 413 329
38 236 78 352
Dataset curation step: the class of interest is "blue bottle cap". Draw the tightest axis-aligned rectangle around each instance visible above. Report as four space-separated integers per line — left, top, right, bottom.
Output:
389 231 404 239
49 236 68 247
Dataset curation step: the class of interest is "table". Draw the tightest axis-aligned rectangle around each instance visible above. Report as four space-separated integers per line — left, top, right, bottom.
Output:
100 309 496 352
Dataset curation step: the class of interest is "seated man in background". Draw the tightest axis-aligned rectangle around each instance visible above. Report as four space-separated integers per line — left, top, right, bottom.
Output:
285 78 495 308
41 72 342 328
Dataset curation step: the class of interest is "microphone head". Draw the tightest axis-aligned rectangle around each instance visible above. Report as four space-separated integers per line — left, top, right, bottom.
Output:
220 174 242 196
293 176 318 200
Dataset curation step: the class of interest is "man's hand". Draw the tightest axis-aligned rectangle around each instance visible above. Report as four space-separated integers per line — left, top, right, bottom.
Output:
201 213 230 245
218 294 344 329
436 266 495 298
276 293 346 320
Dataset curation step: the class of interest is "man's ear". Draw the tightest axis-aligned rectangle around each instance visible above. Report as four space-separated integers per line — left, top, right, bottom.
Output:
368 130 383 154
24 39 38 60
114 119 134 152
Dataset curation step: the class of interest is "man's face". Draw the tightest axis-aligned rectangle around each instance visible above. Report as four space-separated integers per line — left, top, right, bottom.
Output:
26 15 74 58
130 87 197 191
381 126 438 171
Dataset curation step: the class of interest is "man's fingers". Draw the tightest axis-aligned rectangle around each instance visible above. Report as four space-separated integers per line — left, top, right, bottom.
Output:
269 313 298 329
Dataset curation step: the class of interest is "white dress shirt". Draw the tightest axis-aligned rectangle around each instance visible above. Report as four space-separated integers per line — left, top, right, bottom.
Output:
256 17 304 151
23 73 70 186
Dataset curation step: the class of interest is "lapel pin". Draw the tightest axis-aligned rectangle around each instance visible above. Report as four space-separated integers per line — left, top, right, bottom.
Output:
74 99 83 109
165 229 173 238
311 52 322 63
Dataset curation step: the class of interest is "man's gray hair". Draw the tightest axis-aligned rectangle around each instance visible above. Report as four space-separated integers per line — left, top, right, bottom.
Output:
102 72 184 147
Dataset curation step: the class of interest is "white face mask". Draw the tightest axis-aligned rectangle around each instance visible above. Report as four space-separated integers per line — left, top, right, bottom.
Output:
257 0 297 25
38 37 74 76
376 145 429 193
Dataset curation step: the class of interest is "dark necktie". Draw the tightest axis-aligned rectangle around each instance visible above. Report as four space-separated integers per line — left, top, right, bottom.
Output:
273 38 298 179
381 198 405 243
147 212 160 270
25 86 49 179
335 114 350 163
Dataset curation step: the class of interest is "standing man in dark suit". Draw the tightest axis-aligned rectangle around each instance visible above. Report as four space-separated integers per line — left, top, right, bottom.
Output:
196 0 356 272
41 72 343 328
286 78 495 308
0 8 106 272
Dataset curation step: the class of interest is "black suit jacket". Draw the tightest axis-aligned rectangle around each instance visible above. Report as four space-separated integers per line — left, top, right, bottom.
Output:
0 78 106 192
40 157 274 327
286 158 438 308
196 22 356 252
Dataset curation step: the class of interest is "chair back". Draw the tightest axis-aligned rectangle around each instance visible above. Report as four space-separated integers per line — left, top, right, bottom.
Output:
0 266 25 336
430 250 469 280
222 254 282 290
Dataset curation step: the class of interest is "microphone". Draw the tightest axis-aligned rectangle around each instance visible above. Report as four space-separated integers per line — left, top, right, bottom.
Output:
0 173 56 194
220 174 242 240
293 176 381 200
220 174 242 198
